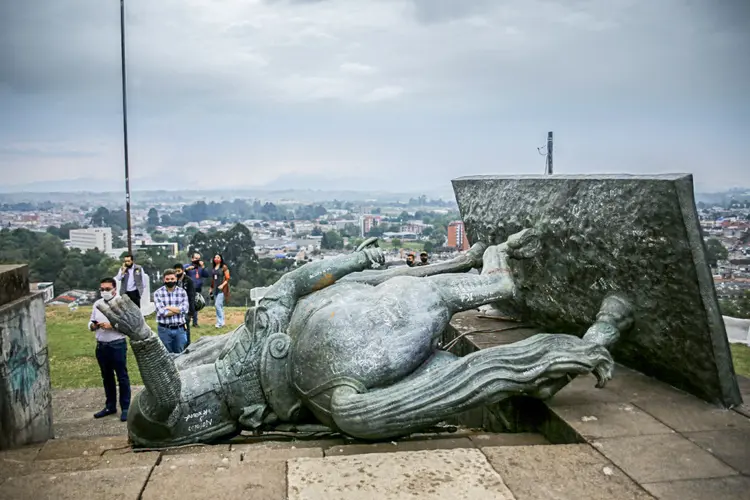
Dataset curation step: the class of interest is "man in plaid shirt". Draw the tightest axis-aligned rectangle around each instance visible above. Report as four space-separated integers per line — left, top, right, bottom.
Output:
153 269 190 353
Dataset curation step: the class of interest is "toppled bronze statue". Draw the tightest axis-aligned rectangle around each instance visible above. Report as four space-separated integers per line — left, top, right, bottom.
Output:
97 229 633 447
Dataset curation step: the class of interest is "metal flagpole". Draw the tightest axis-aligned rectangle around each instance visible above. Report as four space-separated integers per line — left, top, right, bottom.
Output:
120 0 133 254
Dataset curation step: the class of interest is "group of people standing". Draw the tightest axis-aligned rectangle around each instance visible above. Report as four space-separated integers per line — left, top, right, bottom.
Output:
88 251 231 422
406 251 430 267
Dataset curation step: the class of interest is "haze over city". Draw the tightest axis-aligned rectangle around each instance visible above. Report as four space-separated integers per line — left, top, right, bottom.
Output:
1 0 749 193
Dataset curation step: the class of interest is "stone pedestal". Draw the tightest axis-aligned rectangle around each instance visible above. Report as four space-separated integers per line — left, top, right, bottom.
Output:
0 264 54 450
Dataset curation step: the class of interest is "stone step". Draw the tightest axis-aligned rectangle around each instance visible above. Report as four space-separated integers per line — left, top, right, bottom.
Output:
0 433 556 500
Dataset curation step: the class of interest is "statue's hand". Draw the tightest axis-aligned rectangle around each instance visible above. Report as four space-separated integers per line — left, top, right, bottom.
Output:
361 247 385 267
96 295 151 341
355 237 385 267
503 228 541 259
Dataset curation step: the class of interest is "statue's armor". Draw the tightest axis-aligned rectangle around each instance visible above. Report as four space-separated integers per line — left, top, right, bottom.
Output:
287 277 451 427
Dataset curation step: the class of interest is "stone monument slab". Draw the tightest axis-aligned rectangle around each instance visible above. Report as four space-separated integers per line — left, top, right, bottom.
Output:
452 174 741 407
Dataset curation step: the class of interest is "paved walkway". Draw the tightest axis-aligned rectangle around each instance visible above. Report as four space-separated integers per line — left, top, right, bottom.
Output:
2 311 749 499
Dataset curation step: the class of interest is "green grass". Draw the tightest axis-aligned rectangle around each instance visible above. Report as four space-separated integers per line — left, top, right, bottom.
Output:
731 344 750 378
401 242 425 251
47 306 245 388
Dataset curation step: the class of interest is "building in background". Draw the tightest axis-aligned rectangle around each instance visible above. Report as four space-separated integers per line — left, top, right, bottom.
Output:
69 227 112 253
447 221 470 251
361 215 382 236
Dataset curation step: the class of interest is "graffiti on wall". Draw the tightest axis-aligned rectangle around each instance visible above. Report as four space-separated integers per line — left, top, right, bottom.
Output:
1 311 48 408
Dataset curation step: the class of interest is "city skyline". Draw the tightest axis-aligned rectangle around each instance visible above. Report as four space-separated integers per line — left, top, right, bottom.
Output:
1 0 749 192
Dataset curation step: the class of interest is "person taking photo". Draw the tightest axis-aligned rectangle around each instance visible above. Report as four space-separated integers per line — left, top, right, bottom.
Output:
89 278 131 422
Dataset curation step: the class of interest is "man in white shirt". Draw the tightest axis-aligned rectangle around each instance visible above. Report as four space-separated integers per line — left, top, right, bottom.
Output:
114 254 147 308
89 277 131 422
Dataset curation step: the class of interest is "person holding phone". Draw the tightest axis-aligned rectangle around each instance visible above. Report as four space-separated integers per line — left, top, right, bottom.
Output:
89 278 131 422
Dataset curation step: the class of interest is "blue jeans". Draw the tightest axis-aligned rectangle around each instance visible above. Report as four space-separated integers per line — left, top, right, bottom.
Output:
95 339 131 411
157 324 187 353
215 291 225 327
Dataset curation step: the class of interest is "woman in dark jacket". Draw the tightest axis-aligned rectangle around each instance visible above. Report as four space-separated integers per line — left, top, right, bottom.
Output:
209 254 230 328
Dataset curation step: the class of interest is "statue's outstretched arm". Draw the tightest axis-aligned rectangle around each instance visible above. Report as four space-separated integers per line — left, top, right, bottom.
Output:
267 244 385 301
340 242 487 286
97 296 181 423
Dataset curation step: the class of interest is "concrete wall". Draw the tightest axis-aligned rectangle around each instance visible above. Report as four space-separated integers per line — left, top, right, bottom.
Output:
0 265 54 450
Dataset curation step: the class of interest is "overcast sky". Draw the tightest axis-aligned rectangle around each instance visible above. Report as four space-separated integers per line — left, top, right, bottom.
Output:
1 0 748 192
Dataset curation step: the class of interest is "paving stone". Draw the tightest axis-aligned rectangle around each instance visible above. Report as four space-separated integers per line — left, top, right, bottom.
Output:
142 458 286 500
0 444 42 461
214 439 324 461
324 436 475 456
238 444 323 461
0 458 29 484
287 448 514 500
547 374 625 406
0 466 152 500
734 403 750 419
482 443 652 500
6 451 159 477
52 418 129 439
231 437 343 451
633 393 750 432
684 428 750 474
160 443 231 455
595 434 738 483
469 433 550 447
604 365 689 401
552 402 674 439
36 436 131 460
641 476 750 500
159 449 240 467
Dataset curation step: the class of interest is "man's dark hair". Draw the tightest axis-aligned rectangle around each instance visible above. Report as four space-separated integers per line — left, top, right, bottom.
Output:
173 263 184 270
100 277 117 287
420 252 428 257
163 269 176 277
123 254 134 260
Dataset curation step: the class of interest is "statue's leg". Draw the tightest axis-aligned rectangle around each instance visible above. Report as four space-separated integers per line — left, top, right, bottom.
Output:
427 243 520 314
329 332 614 440
329 293 633 440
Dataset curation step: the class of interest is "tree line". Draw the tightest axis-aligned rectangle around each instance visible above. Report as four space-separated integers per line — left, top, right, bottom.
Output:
0 224 298 307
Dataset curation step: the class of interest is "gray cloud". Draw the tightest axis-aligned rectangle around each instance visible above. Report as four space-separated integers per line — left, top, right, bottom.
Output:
0 0 748 190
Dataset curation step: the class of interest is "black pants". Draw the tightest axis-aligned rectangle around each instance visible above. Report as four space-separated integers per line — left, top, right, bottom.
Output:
95 339 131 411
124 289 141 307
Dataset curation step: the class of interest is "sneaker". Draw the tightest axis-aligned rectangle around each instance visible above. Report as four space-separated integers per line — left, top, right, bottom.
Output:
94 408 117 419
120 410 129 422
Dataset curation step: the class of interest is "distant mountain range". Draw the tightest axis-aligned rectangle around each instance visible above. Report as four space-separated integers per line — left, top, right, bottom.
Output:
0 174 456 204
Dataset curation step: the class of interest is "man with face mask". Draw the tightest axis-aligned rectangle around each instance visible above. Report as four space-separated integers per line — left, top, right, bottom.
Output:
88 278 131 422
114 254 147 308
153 269 190 353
